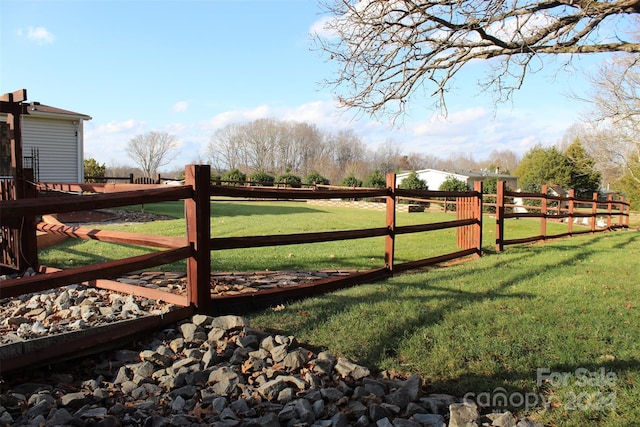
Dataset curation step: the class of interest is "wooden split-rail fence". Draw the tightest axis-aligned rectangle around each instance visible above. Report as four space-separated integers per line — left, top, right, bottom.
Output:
0 165 631 372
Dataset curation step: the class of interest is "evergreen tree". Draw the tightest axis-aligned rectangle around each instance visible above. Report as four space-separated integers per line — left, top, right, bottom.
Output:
516 143 602 198
399 171 427 190
84 158 106 183
564 140 602 198
221 168 246 185
249 171 275 186
304 171 330 186
515 145 572 192
340 173 363 187
363 170 387 188
276 172 302 188
438 176 468 191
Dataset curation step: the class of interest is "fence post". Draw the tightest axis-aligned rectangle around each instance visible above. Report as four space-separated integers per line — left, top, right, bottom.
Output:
495 180 505 252
607 194 613 229
541 184 548 241
619 197 625 227
626 199 631 227
185 164 211 313
591 192 598 233
385 173 396 272
474 181 483 258
568 189 575 236
17 168 38 272
128 173 134 184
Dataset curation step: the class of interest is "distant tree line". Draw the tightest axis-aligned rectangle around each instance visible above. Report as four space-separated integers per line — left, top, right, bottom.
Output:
203 118 522 186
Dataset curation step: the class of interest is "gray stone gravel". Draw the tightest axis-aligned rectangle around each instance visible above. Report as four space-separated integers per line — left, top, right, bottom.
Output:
0 279 178 346
0 314 546 426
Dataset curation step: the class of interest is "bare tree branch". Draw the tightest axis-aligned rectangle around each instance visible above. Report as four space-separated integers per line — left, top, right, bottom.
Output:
315 0 640 118
126 132 179 178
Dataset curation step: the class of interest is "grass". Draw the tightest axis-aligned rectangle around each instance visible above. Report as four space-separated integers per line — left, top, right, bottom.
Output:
39 200 581 272
37 200 640 426
249 231 640 427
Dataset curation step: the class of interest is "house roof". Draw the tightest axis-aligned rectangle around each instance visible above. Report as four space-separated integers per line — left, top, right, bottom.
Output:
441 168 518 179
25 102 92 121
397 168 517 180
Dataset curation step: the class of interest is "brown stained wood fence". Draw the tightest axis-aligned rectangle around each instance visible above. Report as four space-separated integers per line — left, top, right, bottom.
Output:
494 181 630 251
0 168 483 314
1 170 37 272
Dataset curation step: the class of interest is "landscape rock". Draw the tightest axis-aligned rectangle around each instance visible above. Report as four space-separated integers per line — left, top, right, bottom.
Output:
0 313 547 427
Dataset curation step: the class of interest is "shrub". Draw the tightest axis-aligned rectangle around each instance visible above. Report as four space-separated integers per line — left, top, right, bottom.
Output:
221 168 246 185
340 173 363 187
439 176 468 211
364 170 387 188
210 173 222 185
249 171 275 186
304 171 330 186
276 173 302 188
398 171 428 205
84 158 106 183
399 171 427 190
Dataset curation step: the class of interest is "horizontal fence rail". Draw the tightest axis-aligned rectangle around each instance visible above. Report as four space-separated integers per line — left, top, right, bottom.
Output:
495 181 630 251
1 168 483 308
1 168 632 373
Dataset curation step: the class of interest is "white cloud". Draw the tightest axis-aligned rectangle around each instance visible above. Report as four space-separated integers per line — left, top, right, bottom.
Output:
93 119 145 134
398 105 573 160
84 120 146 165
282 100 353 129
411 107 490 137
85 97 574 171
172 101 189 113
202 105 273 130
17 26 55 45
309 16 337 39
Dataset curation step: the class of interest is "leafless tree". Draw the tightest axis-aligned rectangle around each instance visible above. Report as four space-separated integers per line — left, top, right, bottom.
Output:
370 139 403 173
487 149 520 173
438 152 478 170
399 152 440 170
126 131 179 178
330 129 367 172
206 119 329 177
579 54 640 185
288 122 328 176
315 0 640 118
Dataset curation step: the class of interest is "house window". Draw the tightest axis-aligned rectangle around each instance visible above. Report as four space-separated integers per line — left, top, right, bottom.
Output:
0 122 10 177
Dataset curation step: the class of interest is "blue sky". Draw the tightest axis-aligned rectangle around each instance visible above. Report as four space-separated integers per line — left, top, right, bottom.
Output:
1 0 605 172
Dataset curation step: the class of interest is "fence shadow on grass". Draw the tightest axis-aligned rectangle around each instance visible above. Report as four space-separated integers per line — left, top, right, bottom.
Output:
251 232 638 403
211 201 328 218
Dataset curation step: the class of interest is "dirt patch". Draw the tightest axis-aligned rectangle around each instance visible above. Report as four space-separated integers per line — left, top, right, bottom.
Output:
54 209 174 225
55 210 116 223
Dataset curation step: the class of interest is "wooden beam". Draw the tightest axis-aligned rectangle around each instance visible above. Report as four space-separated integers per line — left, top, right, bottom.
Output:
210 227 388 250
385 173 396 272
36 222 187 249
0 89 27 103
0 186 193 218
210 185 386 200
40 266 189 306
185 165 211 313
0 246 191 298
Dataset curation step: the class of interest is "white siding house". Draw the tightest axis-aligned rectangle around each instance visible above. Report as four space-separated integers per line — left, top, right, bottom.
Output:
1 102 91 182
396 168 518 190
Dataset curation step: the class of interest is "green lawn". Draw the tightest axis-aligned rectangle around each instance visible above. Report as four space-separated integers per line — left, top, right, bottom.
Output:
38 200 640 426
249 231 640 427
39 200 582 272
